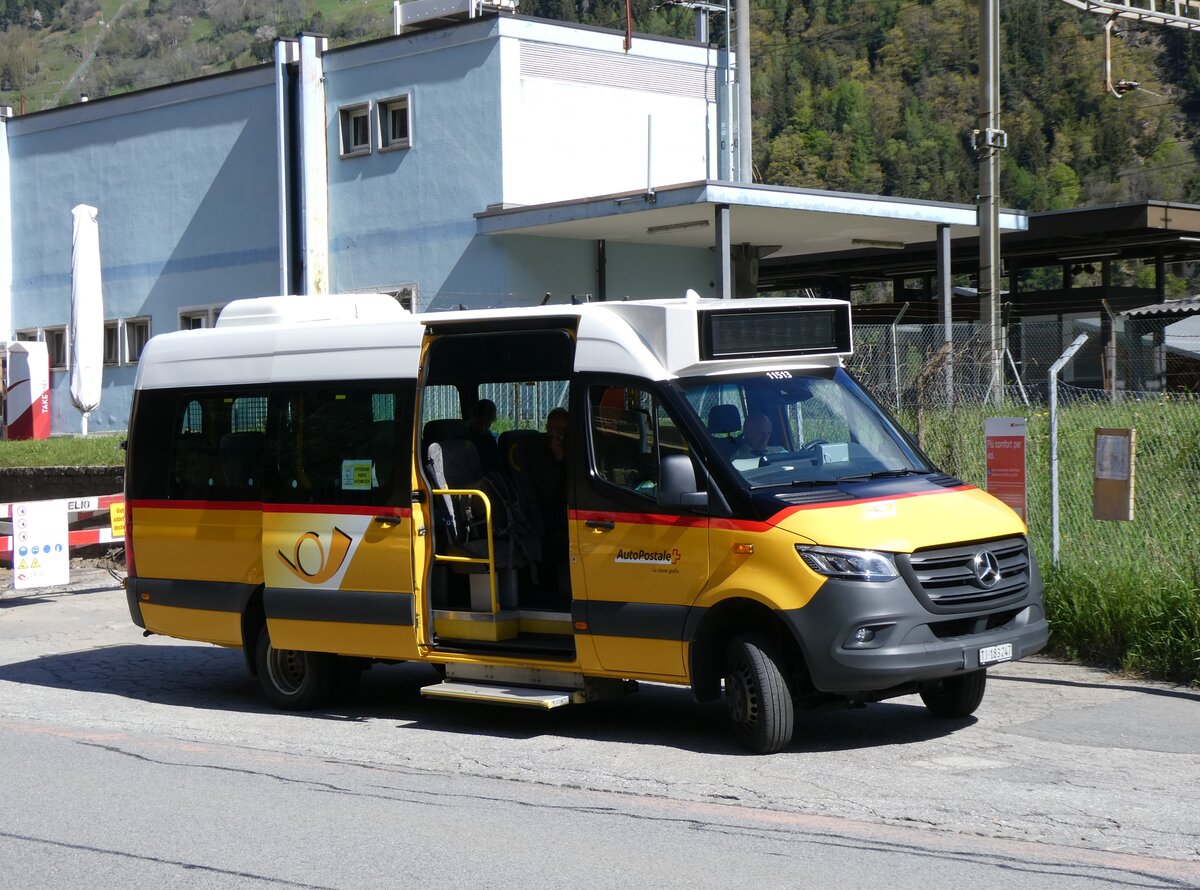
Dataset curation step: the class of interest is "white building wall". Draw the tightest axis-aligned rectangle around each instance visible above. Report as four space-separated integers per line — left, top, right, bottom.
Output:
500 26 718 206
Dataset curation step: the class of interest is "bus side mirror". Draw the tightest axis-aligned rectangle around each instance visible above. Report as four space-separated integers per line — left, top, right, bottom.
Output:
659 453 707 510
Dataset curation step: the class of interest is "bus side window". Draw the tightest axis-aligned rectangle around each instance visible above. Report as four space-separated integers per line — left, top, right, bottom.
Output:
267 385 409 507
589 385 659 495
168 399 216 499
164 392 265 501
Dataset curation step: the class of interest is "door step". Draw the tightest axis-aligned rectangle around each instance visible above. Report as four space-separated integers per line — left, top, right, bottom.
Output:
420 681 579 709
420 664 638 710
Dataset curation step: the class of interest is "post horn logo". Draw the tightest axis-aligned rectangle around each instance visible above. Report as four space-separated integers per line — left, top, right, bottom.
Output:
278 527 353 584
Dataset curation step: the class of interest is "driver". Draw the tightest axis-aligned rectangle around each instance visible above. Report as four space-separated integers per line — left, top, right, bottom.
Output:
732 412 786 459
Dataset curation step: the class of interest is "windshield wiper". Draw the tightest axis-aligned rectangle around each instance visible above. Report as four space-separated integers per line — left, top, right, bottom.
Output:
834 469 931 482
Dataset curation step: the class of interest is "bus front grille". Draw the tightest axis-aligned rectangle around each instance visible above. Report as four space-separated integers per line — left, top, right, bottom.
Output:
898 536 1030 613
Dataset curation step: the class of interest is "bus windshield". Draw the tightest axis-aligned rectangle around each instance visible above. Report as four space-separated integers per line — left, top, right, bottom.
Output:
679 368 933 488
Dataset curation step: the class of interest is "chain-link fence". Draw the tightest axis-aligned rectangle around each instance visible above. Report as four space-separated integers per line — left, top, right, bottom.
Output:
421 380 570 433
847 322 1200 585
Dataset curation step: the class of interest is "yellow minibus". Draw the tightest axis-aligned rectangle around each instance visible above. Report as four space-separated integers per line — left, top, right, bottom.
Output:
124 292 1047 753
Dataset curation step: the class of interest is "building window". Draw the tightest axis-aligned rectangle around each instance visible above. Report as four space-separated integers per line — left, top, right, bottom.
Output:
125 318 151 363
339 104 371 158
179 305 224 330
104 321 120 365
14 329 37 341
44 327 68 370
378 94 411 151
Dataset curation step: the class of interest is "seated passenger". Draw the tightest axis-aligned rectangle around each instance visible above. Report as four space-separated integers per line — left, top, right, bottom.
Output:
731 412 786 460
464 398 502 473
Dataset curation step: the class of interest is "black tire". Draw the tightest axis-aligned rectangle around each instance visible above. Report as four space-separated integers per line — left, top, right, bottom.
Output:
919 670 987 718
724 634 794 754
254 627 338 710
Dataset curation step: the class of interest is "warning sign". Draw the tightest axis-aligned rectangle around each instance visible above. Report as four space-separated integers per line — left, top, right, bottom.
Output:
109 500 126 538
341 459 375 491
11 500 70 589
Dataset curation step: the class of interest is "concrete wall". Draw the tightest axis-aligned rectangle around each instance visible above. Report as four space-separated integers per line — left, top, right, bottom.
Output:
500 25 717 205
499 235 714 303
5 69 282 433
324 22 509 309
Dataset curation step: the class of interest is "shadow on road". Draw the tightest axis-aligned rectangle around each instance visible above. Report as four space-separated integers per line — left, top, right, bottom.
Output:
0 642 973 755
992 671 1200 703
1 584 122 607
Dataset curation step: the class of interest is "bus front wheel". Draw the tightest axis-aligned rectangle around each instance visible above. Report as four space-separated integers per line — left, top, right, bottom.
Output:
254 629 337 710
724 634 794 754
919 670 987 718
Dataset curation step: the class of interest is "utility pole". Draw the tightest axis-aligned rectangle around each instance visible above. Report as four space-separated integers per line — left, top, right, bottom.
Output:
735 0 751 182
977 0 1005 403
665 0 732 179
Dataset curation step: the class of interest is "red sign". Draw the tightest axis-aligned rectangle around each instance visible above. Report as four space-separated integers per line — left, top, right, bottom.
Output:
985 417 1027 521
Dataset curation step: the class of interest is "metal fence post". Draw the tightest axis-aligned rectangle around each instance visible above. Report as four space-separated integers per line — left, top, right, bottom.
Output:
892 302 910 412
1049 334 1089 567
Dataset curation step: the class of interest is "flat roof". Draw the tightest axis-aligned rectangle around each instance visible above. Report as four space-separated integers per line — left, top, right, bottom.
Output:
760 200 1200 290
475 180 1028 261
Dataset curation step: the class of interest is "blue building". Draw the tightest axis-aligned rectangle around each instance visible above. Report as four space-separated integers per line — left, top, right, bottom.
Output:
0 11 1021 433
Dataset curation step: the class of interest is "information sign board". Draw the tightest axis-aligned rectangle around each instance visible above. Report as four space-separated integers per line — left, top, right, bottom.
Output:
985 416 1028 521
11 499 70 589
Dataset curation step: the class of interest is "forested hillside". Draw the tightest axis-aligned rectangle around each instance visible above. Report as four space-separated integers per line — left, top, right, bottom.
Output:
3 0 1200 211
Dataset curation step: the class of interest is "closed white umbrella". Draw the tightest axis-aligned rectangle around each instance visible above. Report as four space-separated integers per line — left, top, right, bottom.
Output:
70 204 104 435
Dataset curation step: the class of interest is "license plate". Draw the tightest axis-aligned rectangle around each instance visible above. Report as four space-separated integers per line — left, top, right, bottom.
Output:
978 643 1013 665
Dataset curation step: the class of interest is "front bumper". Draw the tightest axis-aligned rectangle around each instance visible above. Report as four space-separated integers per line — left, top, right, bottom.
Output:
780 569 1048 694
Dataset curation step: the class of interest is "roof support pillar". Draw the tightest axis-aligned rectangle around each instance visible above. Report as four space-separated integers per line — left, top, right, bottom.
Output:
715 203 732 299
597 239 607 301
937 223 954 404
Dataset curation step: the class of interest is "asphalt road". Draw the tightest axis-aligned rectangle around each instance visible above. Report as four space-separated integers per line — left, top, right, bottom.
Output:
1 569 1197 889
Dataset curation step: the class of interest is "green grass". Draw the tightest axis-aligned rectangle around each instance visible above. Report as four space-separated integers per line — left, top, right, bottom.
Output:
0 434 125 468
1043 563 1200 683
907 399 1200 687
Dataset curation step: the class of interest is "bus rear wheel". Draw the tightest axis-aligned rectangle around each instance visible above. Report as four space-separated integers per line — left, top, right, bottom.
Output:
724 634 794 754
255 629 338 710
919 670 987 718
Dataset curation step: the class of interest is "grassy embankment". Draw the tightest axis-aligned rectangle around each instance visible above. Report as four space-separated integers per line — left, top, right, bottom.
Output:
909 399 1200 687
0 434 125 468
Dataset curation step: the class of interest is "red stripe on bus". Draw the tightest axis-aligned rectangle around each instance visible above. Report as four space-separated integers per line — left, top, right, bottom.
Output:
126 499 411 518
262 503 412 517
570 509 708 529
752 485 976 530
572 486 975 534
127 499 263 511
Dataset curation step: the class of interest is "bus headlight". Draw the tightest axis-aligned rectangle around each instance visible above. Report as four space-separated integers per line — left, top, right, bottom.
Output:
795 545 898 582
